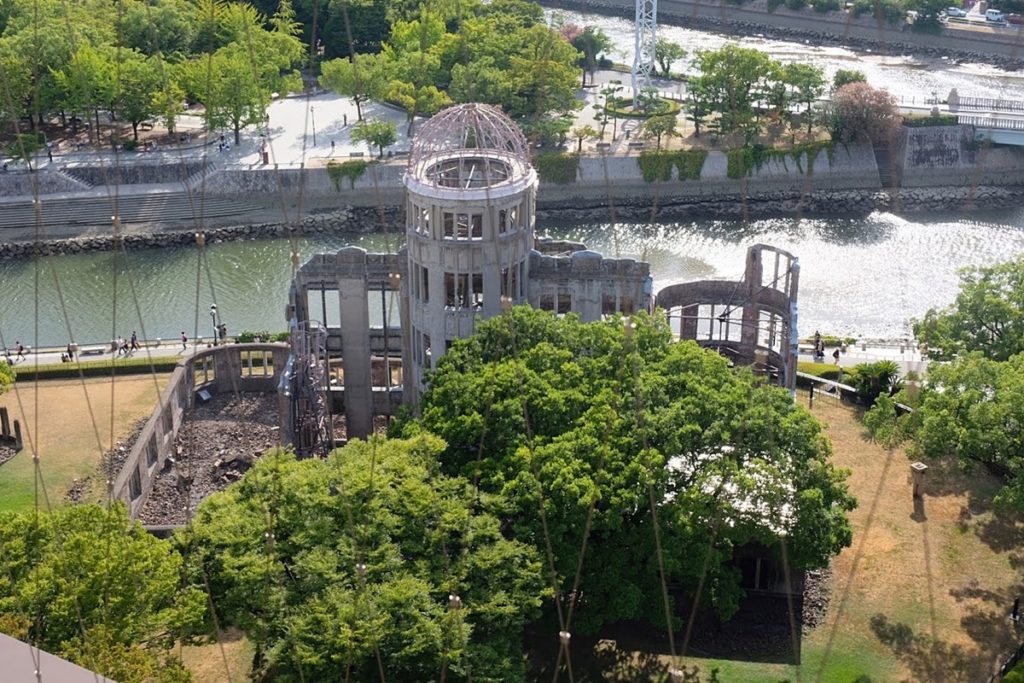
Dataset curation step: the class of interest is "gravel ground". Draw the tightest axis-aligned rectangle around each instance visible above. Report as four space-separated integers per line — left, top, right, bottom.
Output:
0 445 17 467
138 393 279 525
64 417 149 504
802 566 833 634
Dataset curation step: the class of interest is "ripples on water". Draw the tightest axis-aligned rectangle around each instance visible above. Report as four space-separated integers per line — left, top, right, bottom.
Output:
3 212 1024 346
547 9 1024 100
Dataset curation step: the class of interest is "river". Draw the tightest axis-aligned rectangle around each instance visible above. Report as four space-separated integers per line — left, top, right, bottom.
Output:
546 8 1024 101
3 209 1024 347
3 11 1024 348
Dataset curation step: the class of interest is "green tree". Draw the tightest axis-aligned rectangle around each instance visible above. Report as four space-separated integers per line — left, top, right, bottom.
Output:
784 62 826 134
0 504 204 682
654 37 686 76
848 360 902 406
910 353 1024 509
113 53 162 141
913 258 1024 361
694 44 776 138
571 25 612 86
571 124 598 152
397 307 856 631
319 53 385 121
186 436 546 680
351 117 397 158
641 113 678 149
685 76 713 138
832 68 866 91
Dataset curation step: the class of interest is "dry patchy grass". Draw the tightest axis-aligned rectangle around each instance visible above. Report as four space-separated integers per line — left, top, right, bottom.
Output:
0 374 168 512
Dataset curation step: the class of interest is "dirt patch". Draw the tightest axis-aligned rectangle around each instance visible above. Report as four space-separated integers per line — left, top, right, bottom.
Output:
138 393 279 525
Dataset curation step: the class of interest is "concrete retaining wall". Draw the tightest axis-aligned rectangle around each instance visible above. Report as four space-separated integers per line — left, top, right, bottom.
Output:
112 343 289 520
899 125 1024 187
0 170 91 196
62 161 207 186
201 161 406 205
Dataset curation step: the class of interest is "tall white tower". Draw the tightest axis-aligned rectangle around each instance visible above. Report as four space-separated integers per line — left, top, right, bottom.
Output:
632 0 658 107
402 103 538 392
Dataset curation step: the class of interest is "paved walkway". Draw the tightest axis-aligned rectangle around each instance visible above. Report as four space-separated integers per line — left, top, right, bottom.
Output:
6 338 235 369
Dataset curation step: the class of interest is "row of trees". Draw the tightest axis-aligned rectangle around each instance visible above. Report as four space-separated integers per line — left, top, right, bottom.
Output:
1 308 856 681
0 0 305 145
319 2 581 139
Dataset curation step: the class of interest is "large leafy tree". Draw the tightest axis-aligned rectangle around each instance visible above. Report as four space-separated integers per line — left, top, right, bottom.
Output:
318 53 384 121
351 117 397 157
0 503 204 683
826 81 901 143
398 307 855 632
185 436 547 681
904 353 1024 509
654 37 686 77
693 44 775 137
571 25 612 86
785 62 826 134
914 258 1024 362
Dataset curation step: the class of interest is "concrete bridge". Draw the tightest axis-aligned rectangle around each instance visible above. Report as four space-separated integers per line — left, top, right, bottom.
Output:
956 113 1024 146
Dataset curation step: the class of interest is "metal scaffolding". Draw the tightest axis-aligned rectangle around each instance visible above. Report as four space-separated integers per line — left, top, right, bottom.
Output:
632 0 657 107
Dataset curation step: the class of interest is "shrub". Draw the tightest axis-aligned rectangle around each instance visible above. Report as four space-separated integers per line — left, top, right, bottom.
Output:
606 98 682 119
813 0 841 12
637 149 707 182
326 159 370 191
237 330 289 343
533 152 580 184
903 113 959 127
15 356 180 381
726 141 835 178
848 360 902 406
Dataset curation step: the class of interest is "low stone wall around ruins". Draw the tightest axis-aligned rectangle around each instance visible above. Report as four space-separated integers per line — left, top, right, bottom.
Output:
111 343 289 520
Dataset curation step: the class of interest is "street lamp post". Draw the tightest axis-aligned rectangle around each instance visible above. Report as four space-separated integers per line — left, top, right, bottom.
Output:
311 106 317 147
210 304 218 346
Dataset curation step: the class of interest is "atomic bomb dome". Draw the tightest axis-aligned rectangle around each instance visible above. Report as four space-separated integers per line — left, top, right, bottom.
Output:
406 103 535 195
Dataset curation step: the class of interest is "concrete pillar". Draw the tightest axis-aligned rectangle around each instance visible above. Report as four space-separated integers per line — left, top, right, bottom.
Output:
0 407 9 437
337 251 373 439
911 461 928 498
741 246 763 356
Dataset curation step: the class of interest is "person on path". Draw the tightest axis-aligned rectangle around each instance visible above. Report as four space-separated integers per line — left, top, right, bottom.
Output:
130 331 140 351
832 347 841 365
14 341 24 360
66 343 74 361
181 331 188 351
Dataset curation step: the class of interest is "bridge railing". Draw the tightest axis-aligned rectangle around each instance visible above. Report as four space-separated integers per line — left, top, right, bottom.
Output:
957 114 1024 131
952 96 1024 113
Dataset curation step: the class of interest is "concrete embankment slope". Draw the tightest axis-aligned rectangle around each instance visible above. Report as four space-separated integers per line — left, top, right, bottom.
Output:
544 0 1024 66
3 127 1024 249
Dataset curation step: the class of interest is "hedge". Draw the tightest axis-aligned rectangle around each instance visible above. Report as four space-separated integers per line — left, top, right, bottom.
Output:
637 149 707 182
533 152 580 184
236 330 290 343
903 114 959 127
14 356 181 382
605 98 682 119
326 159 370 191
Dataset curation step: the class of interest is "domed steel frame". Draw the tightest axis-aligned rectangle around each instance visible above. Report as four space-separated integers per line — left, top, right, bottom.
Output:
407 103 532 191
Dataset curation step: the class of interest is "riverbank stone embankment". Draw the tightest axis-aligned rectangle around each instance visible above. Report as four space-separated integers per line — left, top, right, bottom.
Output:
1 186 1018 259
544 0 1024 69
0 205 400 259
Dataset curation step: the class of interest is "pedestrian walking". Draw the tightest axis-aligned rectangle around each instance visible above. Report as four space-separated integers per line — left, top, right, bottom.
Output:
218 323 227 342
15 341 25 360
130 330 140 351
181 331 188 351
832 347 841 365
331 140 335 154
66 343 74 361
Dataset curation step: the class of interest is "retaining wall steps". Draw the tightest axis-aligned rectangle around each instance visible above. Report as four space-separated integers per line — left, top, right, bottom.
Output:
0 191 253 230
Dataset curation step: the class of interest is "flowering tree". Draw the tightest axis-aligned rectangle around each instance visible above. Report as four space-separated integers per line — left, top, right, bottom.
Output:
827 82 901 143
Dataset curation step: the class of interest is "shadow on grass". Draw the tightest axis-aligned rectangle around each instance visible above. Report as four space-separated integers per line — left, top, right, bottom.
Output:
869 613 996 682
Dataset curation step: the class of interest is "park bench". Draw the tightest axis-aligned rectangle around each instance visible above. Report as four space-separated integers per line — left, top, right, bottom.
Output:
139 121 155 131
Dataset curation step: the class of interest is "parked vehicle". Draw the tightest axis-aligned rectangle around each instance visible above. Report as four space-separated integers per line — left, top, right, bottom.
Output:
1006 12 1024 24
986 8 1005 21
946 6 968 16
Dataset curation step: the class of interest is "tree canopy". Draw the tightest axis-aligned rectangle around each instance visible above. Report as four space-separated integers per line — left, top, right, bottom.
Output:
185 436 547 681
0 503 204 683
826 81 901 143
914 258 1024 362
396 307 855 632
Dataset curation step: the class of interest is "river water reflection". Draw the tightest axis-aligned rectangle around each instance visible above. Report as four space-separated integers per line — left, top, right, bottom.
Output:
3 210 1024 347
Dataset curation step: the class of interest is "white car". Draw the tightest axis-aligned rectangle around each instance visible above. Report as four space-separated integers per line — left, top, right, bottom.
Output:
946 6 968 16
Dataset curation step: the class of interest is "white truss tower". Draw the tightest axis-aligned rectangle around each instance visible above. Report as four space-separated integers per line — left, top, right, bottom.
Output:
632 0 657 107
